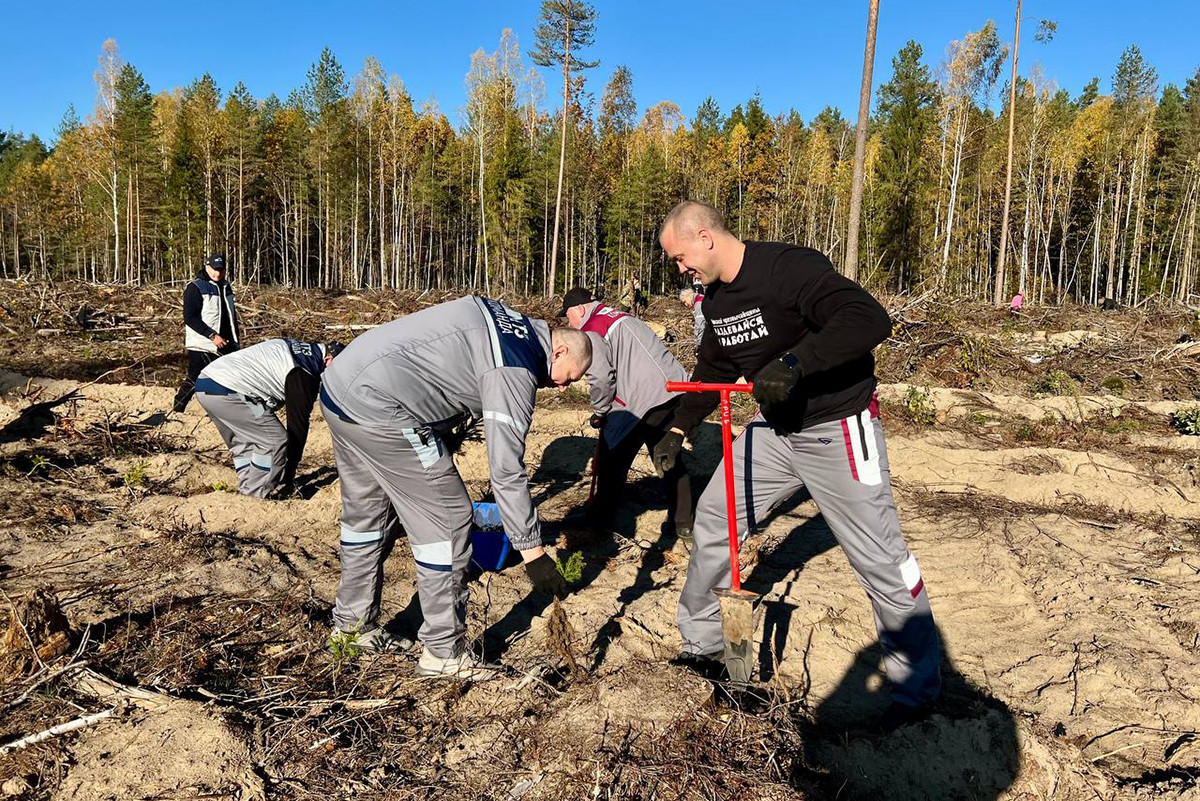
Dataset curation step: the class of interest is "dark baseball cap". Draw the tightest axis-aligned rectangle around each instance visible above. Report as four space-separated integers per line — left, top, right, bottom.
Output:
559 287 594 317
206 254 227 271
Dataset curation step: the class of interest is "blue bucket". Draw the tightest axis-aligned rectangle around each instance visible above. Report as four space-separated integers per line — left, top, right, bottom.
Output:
470 502 511 571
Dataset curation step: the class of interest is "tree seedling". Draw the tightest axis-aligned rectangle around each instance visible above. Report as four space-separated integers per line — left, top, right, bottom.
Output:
122 460 150 489
556 551 584 584
1171 406 1200 436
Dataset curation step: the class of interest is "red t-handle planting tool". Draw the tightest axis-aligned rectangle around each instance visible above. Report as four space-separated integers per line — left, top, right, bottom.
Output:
666 380 760 685
666 381 754 589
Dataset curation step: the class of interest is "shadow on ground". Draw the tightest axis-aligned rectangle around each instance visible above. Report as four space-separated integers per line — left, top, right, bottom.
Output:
792 623 1019 800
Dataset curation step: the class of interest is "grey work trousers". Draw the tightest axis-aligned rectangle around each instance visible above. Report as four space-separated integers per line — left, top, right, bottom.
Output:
196 391 286 498
679 406 942 706
325 407 474 658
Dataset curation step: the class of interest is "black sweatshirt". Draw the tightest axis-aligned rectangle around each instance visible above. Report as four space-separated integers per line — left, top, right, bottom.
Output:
673 241 892 434
282 368 321 487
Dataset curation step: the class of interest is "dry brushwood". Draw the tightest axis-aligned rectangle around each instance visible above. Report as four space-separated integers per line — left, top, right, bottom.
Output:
546 599 580 676
0 586 72 683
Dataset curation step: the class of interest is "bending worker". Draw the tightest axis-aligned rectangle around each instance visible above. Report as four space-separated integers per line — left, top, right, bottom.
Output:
319 296 592 678
195 338 343 499
655 201 941 729
560 287 693 543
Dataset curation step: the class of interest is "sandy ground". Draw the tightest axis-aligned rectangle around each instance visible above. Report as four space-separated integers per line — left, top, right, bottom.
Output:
1 364 1199 800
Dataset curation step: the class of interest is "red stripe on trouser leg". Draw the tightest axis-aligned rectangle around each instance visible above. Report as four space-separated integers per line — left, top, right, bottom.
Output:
840 418 860 481
868 394 880 419
910 578 925 598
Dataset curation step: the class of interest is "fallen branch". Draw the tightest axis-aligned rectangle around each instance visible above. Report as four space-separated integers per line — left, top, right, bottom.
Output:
72 667 172 711
0 709 115 754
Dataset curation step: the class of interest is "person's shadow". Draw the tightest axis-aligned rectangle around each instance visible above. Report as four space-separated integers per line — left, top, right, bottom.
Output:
481 430 681 662
529 434 597 508
295 466 339 497
744 508 838 682
793 621 1019 800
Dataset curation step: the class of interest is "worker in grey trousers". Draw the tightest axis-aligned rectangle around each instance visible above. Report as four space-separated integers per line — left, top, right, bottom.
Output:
559 287 693 540
654 201 941 730
679 284 706 352
195 338 343 498
319 296 592 679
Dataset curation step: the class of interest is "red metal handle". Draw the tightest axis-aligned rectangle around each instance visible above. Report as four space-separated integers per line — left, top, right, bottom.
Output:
666 381 754 393
664 380 752 591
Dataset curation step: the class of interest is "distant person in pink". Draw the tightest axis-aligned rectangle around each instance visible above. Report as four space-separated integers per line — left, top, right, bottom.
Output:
1010 293 1024 315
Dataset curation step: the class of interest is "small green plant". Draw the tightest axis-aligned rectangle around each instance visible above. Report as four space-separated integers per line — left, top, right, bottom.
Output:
1101 375 1126 396
1014 421 1038 442
122 460 150 489
327 629 363 663
967 412 989 427
556 551 584 584
902 386 937 427
1171 406 1200 436
1032 369 1077 396
26 454 50 477
211 479 236 493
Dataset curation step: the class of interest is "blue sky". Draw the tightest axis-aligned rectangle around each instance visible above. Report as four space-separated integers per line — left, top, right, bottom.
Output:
3 0 1198 143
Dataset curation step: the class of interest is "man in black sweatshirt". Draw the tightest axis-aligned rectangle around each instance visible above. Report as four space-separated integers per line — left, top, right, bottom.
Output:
172 254 240 412
655 201 941 727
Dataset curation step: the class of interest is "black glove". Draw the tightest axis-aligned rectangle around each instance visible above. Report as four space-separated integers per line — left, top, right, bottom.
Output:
525 553 567 598
651 429 685 478
589 413 606 430
441 418 479 454
266 481 298 501
753 353 803 405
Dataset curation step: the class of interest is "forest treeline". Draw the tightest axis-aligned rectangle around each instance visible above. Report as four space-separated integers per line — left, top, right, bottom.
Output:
1 12 1198 306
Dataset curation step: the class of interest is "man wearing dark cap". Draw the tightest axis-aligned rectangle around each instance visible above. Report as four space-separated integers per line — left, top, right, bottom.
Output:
560 287 693 542
173 254 241 412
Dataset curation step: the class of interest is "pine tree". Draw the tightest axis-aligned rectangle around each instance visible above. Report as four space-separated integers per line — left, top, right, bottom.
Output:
875 41 938 289
530 0 598 296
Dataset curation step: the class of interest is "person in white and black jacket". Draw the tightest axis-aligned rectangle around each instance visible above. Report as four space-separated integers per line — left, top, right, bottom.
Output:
655 200 941 732
172 254 240 412
195 338 343 499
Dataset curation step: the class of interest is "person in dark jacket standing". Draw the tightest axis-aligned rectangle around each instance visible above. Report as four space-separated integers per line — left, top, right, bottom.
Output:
655 201 941 730
172 254 240 412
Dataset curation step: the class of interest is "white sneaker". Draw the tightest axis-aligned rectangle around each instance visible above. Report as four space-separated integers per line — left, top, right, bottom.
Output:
415 647 499 681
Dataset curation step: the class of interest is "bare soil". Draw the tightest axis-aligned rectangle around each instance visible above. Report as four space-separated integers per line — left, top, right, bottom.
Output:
1 281 1199 800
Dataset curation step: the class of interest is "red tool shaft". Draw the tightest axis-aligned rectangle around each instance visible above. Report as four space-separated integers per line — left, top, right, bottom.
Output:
665 381 754 393
718 390 741 591
665 380 756 592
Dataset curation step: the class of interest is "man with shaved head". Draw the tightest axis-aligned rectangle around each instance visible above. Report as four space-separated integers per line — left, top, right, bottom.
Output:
656 200 941 731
